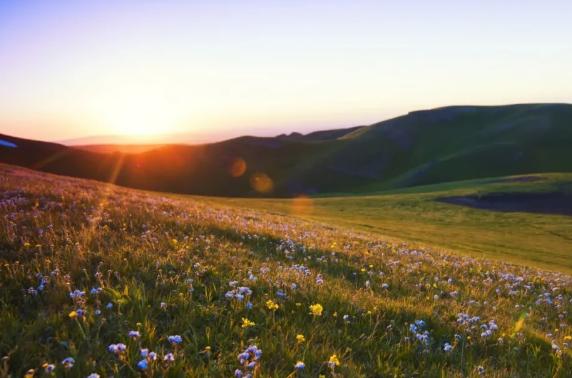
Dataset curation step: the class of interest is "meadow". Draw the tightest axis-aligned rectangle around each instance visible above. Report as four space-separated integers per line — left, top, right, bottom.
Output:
211 173 572 274
1 164 572 377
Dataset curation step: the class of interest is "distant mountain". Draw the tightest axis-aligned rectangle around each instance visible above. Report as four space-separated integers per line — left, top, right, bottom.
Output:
73 144 167 154
2 103 572 197
59 131 224 146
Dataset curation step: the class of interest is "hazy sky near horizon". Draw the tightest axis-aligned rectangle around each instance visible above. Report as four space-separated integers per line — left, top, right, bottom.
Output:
1 0 571 142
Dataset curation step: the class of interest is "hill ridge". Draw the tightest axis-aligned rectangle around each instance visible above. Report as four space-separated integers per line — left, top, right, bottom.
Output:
1 103 571 197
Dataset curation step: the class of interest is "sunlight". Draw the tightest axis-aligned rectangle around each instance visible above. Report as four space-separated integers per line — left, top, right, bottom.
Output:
99 95 182 138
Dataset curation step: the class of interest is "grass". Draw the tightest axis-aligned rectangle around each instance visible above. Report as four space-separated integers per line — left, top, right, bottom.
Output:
208 173 572 274
1 164 572 377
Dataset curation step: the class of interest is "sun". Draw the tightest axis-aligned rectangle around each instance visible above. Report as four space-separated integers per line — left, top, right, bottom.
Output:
101 98 181 140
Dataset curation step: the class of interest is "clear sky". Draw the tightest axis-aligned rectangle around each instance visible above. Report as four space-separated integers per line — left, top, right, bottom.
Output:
1 0 571 142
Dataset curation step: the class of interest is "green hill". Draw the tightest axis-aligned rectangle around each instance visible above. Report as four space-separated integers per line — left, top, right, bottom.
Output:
209 172 572 273
1 103 571 196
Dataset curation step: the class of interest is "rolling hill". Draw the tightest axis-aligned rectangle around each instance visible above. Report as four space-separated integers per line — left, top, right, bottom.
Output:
1 103 571 197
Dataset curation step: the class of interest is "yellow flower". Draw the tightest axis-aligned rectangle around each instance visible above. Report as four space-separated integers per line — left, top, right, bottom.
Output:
24 369 35 378
565 336 572 341
309 303 323 316
241 317 255 328
68 310 77 319
296 334 306 343
266 299 279 311
328 354 340 366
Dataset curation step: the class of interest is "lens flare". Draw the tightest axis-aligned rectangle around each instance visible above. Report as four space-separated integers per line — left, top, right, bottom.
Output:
291 195 313 215
229 158 247 177
249 172 273 194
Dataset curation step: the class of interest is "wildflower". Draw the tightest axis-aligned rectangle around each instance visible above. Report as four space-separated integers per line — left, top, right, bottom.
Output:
296 334 306 343
61 357 75 369
316 274 324 285
160 302 167 309
309 303 323 316
241 317 256 328
477 366 485 375
129 330 141 339
246 301 253 310
137 359 148 370
69 290 85 299
87 374 100 378
443 342 453 352
234 369 243 377
294 361 305 370
168 335 183 345
164 352 175 362
106 302 113 309
237 345 262 372
565 336 572 341
68 310 77 319
24 369 35 378
238 286 252 296
108 343 127 354
328 354 340 368
42 363 55 374
266 299 279 311
225 291 236 299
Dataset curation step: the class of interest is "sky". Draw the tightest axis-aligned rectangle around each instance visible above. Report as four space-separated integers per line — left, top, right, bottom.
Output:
1 0 571 143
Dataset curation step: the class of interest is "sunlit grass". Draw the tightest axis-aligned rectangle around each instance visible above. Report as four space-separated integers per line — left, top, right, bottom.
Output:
0 165 571 377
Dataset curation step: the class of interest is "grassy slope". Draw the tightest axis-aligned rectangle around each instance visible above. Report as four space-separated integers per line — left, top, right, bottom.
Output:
2 164 572 377
206 173 572 274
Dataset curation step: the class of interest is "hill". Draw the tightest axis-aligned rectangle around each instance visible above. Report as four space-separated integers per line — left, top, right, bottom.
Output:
71 144 168 154
209 173 572 273
1 164 571 376
1 103 572 197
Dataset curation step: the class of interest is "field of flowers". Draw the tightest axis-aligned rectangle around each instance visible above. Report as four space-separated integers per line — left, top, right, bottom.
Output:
1 163 571 377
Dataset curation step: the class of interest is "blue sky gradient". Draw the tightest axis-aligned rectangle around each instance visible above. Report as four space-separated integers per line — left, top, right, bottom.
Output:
1 0 571 141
